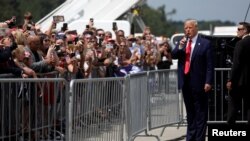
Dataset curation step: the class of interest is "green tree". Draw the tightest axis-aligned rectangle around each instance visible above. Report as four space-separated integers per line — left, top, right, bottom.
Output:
0 0 64 25
136 3 236 37
135 4 183 37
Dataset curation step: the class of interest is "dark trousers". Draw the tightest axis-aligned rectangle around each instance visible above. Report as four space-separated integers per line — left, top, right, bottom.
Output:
227 86 250 129
182 74 208 141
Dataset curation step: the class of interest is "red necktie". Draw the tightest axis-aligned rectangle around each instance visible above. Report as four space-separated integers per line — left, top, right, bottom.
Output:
184 39 192 74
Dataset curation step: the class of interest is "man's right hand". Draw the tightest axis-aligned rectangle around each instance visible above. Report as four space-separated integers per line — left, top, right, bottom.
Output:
179 36 188 49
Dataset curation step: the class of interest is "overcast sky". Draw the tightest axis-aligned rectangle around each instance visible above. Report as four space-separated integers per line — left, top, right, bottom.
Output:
146 0 250 24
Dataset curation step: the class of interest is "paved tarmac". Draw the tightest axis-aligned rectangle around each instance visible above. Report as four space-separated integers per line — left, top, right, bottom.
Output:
134 125 208 141
134 126 187 141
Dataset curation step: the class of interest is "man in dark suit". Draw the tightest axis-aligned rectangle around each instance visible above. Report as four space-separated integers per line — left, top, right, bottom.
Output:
172 19 214 141
227 22 250 129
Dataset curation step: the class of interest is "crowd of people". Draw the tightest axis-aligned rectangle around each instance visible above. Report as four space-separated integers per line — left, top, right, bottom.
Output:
1 11 250 141
0 11 174 140
0 12 173 80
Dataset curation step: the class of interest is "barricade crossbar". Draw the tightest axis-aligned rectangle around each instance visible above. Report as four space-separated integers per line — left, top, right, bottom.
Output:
1 68 244 141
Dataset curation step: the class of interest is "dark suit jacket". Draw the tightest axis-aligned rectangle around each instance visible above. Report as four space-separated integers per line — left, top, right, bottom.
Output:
172 34 214 91
0 43 22 77
230 35 250 88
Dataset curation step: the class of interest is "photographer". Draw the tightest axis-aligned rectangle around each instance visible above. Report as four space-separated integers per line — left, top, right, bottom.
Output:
4 16 17 29
23 11 35 31
102 39 119 77
156 41 172 70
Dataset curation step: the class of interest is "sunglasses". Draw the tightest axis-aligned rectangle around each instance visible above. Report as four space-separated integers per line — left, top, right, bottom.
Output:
238 28 245 31
105 35 111 37
98 33 104 36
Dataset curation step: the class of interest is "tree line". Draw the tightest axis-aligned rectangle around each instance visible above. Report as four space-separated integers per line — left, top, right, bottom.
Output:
134 4 236 37
0 0 64 26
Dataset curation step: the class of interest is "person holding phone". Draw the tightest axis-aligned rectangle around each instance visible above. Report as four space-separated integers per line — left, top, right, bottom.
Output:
104 31 112 42
53 15 65 23
23 11 35 31
85 25 90 30
4 16 16 28
89 18 94 27
84 18 94 31
112 22 117 31
96 29 105 47
61 23 68 32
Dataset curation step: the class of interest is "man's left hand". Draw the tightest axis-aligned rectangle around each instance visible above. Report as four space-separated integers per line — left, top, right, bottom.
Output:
204 84 212 93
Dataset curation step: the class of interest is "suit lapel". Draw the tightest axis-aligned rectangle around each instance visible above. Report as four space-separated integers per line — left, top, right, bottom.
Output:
191 36 201 61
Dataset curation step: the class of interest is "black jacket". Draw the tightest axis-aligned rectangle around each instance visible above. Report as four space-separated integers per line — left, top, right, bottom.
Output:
230 35 250 88
0 43 22 77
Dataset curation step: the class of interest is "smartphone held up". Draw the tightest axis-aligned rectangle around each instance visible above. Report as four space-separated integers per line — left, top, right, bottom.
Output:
112 22 117 31
53 15 65 23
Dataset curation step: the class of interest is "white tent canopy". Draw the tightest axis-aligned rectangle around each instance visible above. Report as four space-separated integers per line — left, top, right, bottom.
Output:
37 0 140 33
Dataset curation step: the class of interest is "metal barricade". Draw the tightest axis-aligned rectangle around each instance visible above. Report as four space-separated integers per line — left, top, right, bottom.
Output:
147 69 180 130
208 68 247 123
0 69 183 141
126 72 148 141
0 73 17 78
0 78 69 141
69 77 125 141
125 70 180 141
37 71 60 78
